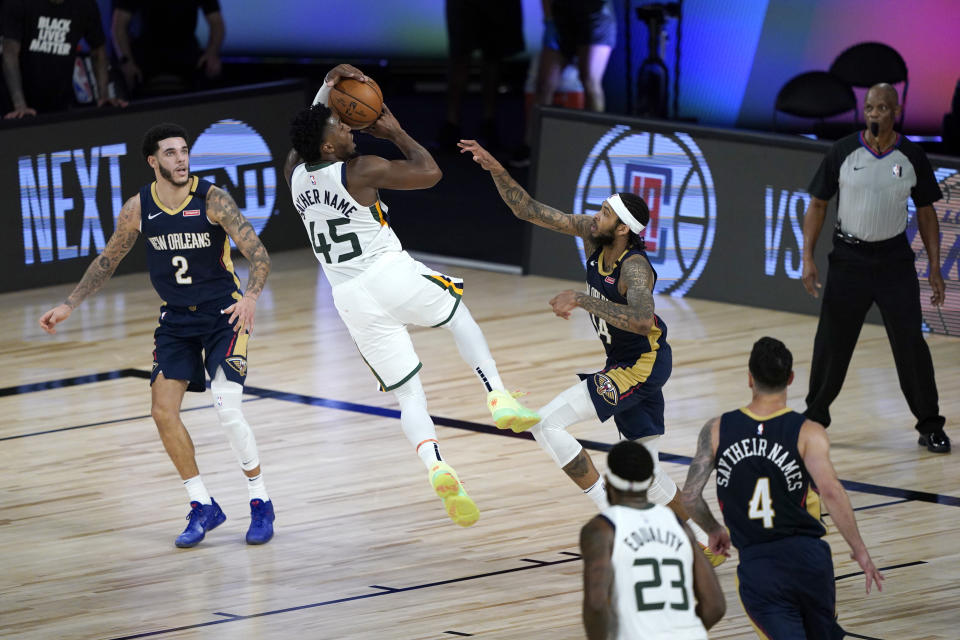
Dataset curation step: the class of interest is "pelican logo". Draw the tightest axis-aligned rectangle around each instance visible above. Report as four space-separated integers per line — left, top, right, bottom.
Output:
594 373 619 406
191 119 276 241
573 126 717 296
225 356 248 377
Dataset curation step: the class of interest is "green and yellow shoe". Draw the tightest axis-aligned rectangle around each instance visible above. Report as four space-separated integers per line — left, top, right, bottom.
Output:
429 462 479 527
486 390 540 433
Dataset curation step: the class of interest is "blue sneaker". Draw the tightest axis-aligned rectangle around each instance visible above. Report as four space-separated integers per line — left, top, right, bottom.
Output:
175 499 226 548
246 499 275 545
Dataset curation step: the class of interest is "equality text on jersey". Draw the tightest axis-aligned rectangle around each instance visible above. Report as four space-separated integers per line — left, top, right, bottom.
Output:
622 524 685 553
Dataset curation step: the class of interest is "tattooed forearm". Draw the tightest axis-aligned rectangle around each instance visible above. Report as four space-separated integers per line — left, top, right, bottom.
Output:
681 420 724 533
491 169 592 238
576 293 646 334
208 187 271 297
576 258 654 334
65 197 140 308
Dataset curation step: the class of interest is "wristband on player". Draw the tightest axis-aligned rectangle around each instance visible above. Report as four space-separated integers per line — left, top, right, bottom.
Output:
313 82 331 106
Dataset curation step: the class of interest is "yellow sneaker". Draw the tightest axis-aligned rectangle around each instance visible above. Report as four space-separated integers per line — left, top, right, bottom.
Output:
487 390 540 433
699 542 728 567
429 462 479 527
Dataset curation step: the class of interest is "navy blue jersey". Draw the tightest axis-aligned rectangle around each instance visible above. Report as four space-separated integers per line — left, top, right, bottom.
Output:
585 245 668 362
139 177 242 307
715 408 825 551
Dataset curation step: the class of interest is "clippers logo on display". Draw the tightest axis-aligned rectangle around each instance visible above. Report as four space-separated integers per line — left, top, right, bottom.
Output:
573 126 717 296
191 119 277 241
911 167 960 336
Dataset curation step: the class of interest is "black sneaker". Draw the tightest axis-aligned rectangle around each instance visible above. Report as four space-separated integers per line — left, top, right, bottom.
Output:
918 429 951 453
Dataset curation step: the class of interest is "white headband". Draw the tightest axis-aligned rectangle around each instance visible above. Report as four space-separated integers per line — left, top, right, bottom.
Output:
606 470 653 492
606 194 646 235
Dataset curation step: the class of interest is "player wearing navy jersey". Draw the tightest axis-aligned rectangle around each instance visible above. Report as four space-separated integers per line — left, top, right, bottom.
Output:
281 64 539 528
681 337 883 639
462 139 722 566
39 123 276 548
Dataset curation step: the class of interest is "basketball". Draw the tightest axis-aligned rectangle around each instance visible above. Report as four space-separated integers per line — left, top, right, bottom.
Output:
329 77 383 129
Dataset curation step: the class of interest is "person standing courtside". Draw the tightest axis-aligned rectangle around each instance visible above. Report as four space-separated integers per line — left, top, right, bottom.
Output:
801 83 949 453
39 123 276 548
283 64 540 528
460 139 723 567
681 337 883 639
581 440 725 640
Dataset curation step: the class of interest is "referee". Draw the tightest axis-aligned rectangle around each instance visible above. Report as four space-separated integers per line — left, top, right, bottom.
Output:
800 83 949 453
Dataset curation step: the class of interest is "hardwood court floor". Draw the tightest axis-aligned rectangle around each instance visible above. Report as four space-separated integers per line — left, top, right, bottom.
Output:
2 248 958 639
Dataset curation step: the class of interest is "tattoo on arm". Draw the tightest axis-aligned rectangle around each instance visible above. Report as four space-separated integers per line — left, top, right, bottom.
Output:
65 196 140 308
491 169 594 243
681 419 724 533
207 187 271 297
574 257 654 334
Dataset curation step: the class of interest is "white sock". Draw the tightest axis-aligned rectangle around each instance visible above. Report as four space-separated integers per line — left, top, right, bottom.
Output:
444 305 505 392
183 475 212 505
417 439 443 469
246 473 269 502
394 375 444 471
686 518 710 547
584 476 609 510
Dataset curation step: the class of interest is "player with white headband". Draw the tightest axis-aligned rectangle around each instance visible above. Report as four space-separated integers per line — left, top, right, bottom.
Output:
581 440 725 639
459 138 725 567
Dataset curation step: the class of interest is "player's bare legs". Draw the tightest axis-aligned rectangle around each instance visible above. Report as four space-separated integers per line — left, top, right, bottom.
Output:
576 44 613 112
562 449 601 490
151 373 196 479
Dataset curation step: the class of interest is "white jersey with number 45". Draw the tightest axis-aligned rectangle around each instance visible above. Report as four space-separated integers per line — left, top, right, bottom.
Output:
291 160 403 286
603 504 708 640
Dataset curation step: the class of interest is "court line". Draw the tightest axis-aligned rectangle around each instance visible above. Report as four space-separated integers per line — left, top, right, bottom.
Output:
105 554 580 640
834 560 927 582
5 370 960 508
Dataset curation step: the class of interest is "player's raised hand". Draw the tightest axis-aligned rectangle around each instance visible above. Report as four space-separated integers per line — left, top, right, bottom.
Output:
39 304 72 334
324 63 366 86
364 104 402 139
458 140 504 173
222 295 258 335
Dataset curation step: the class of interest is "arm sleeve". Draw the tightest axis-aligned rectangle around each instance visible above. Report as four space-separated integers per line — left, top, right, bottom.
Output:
906 146 943 207
808 143 843 201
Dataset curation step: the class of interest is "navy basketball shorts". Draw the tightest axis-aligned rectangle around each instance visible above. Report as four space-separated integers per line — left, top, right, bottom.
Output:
151 296 249 393
578 343 671 440
736 537 844 640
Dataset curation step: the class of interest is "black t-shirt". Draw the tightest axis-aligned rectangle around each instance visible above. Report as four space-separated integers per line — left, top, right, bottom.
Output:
3 0 105 111
116 0 219 69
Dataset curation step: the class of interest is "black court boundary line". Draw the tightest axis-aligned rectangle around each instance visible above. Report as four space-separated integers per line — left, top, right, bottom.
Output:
5 369 960 508
834 560 926 582
105 554 580 640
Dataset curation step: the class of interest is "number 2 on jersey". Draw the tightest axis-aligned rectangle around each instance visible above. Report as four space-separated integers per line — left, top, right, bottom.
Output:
748 477 776 528
310 219 362 263
172 255 192 284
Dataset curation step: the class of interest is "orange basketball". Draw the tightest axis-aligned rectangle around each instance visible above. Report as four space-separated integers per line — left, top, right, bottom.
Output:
329 77 383 129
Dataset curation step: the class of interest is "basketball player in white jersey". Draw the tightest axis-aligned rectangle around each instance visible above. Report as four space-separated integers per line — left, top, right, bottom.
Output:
581 440 725 639
281 64 539 528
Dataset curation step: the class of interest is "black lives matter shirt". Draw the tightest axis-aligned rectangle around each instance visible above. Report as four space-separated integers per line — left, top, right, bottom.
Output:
2 0 105 111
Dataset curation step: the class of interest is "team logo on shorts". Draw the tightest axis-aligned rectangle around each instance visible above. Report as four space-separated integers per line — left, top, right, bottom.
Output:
225 356 247 377
573 126 717 296
594 373 619 405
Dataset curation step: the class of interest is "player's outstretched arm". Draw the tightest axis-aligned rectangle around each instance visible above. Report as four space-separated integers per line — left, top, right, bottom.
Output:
680 418 731 556
683 521 726 629
800 422 884 594
39 195 141 334
207 186 271 334
552 254 656 333
580 516 615 640
458 139 593 239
